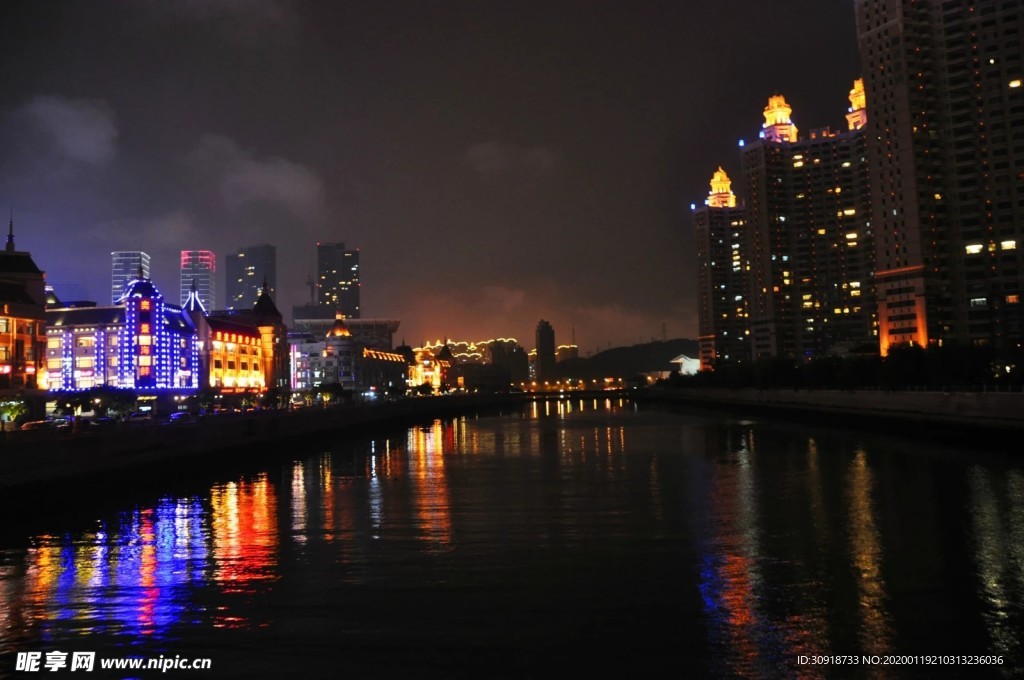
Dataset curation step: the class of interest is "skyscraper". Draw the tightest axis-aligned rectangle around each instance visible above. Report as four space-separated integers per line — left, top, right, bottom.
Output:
316 242 360 319
111 251 150 303
225 244 276 310
693 168 748 370
855 0 1024 355
739 86 874 360
180 250 216 310
534 319 555 382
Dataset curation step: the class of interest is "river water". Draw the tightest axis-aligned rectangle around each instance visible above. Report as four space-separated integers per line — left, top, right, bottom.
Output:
1 397 1022 678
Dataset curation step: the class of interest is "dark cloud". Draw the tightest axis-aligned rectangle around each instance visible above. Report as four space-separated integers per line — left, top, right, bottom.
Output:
186 135 326 224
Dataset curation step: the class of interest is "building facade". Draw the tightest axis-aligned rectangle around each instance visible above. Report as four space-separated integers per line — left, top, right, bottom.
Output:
45 275 200 392
693 167 749 370
854 0 1024 355
738 85 874 361
185 283 289 392
316 242 360 319
289 314 405 392
111 251 150 304
534 319 556 381
0 222 46 392
225 244 276 310
180 250 217 311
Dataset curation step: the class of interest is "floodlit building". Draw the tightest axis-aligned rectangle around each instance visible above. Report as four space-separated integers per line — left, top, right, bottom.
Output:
0 219 46 392
185 281 289 391
45 274 200 392
289 313 406 393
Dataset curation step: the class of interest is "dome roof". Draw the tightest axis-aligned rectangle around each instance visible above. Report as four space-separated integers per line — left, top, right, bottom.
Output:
123 277 161 300
326 313 351 338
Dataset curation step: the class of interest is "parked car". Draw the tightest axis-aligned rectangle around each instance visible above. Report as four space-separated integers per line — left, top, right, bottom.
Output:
166 412 196 424
20 419 56 431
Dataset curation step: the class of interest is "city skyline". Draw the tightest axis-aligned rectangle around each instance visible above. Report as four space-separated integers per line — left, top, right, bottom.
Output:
0 2 859 352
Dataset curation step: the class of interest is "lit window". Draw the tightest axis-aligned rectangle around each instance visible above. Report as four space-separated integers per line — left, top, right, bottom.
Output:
1001 240 1017 250
1008 295 1020 305
965 244 983 255
1010 79 1022 89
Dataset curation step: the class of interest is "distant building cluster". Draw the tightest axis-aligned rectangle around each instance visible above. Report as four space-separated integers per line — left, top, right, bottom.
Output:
0 215 593 414
0 228 423 416
693 2 1024 370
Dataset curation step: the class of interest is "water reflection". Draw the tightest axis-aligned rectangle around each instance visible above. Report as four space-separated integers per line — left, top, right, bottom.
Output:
969 466 1024 660
1 400 1023 676
846 449 893 656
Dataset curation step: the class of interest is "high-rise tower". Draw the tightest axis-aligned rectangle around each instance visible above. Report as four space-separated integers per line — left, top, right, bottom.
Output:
180 250 216 310
111 251 150 303
534 319 555 382
855 0 1024 355
225 244 276 310
740 86 875 360
693 168 748 370
316 242 360 319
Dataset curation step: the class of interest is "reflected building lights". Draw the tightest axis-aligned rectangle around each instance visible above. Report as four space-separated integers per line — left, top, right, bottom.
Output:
407 419 453 547
846 449 893 655
968 466 1023 659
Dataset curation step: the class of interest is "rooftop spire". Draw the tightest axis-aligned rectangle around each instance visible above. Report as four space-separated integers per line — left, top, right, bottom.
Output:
6 208 15 252
762 94 798 143
846 78 868 131
707 167 737 208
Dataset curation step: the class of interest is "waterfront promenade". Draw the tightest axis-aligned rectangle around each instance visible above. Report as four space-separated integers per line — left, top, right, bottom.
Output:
636 385 1024 435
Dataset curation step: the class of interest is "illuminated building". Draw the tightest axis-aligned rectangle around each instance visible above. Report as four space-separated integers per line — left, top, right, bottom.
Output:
693 168 749 369
111 251 149 304
316 242 360 319
179 250 216 310
855 1 1024 355
45 273 199 391
534 319 555 381
415 335 528 387
185 281 289 391
225 244 276 310
289 314 405 392
292 314 400 351
315 313 356 389
739 85 874 360
408 344 450 392
556 344 578 362
0 218 46 392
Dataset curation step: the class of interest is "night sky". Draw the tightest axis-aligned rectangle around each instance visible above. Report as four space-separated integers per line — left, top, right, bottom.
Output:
0 1 858 354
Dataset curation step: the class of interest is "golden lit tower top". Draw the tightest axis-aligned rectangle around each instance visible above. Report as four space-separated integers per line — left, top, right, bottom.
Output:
707 166 737 208
846 78 868 130
762 94 798 142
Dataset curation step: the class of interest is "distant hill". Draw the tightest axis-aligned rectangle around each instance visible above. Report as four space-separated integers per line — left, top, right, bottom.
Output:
557 339 698 380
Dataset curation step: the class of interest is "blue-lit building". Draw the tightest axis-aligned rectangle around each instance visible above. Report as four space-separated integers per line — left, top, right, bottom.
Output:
44 274 200 392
